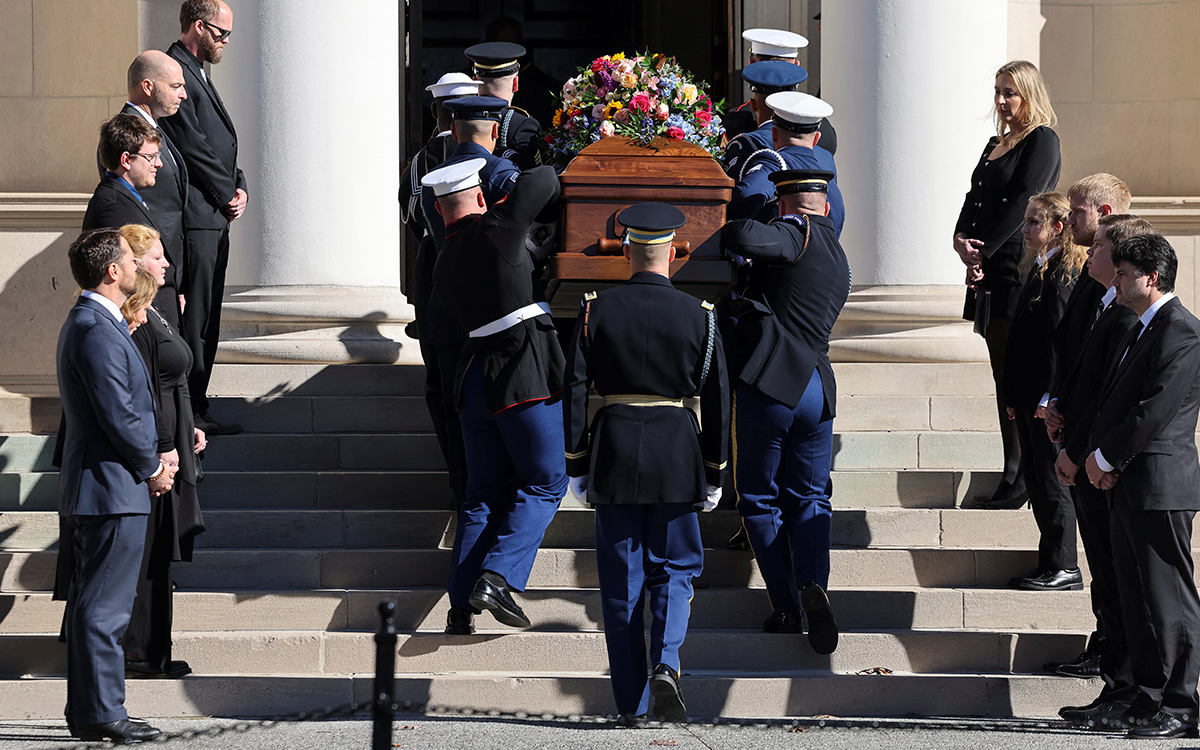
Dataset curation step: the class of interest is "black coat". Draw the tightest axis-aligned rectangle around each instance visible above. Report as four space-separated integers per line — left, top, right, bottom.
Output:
957 126 1060 320
1002 251 1077 409
563 273 730 501
159 41 246 230
496 107 542 170
720 214 851 414
82 176 180 287
1089 297 1200 511
1052 284 1138 465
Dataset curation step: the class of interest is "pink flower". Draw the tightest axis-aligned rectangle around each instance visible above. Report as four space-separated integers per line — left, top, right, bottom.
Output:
614 108 632 124
598 120 616 138
695 109 712 126
629 92 653 113
656 102 670 120
619 72 638 88
666 126 686 140
592 103 607 121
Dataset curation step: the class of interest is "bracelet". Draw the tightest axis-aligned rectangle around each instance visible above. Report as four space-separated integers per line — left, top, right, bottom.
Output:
148 462 166 482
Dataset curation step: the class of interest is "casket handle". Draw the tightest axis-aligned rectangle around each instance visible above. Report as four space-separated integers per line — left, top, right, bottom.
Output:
596 238 691 257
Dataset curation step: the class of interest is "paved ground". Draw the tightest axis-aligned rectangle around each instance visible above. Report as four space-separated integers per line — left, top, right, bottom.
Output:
0 715 1194 749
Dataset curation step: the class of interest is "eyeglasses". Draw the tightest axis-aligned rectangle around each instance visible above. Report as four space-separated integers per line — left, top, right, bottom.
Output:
129 151 162 165
203 20 232 42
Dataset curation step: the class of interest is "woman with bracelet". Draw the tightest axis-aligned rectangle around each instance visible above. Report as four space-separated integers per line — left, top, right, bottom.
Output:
120 224 206 679
954 60 1061 509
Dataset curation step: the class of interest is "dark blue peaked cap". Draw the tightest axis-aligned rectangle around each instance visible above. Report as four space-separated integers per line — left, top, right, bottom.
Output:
742 60 808 93
443 96 509 122
618 203 687 245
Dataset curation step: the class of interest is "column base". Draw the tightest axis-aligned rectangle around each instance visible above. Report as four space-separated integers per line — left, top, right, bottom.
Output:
216 285 419 365
831 285 988 363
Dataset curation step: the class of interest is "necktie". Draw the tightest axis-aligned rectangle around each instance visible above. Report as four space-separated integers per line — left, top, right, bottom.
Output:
156 128 177 172
1118 321 1144 367
1093 300 1107 325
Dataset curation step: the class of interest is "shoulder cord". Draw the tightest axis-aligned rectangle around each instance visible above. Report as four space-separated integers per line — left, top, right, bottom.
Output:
499 109 514 149
738 148 787 183
696 303 716 396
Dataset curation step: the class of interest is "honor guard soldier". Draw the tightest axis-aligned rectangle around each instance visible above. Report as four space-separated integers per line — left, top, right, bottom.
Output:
725 28 837 155
424 159 567 635
729 92 845 237
564 203 729 724
723 60 808 179
465 42 543 170
721 169 851 656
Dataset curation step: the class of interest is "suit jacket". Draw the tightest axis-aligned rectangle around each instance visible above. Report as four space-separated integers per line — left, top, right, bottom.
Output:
81 175 180 293
1053 286 1138 465
563 273 730 502
159 41 245 230
720 214 851 414
1089 297 1200 510
1002 251 1077 409
1050 274 1107 399
56 296 159 517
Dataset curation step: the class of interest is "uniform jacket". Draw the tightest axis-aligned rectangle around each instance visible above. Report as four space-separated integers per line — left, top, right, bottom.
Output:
160 41 246 230
723 121 837 184
724 101 838 156
495 106 541 170
420 141 519 249
433 166 563 413
1002 250 1077 409
728 144 845 237
56 296 159 516
721 213 851 413
563 273 730 502
1089 297 1200 510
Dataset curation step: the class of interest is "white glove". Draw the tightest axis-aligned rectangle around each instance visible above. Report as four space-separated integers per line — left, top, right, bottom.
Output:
695 484 721 512
569 475 588 504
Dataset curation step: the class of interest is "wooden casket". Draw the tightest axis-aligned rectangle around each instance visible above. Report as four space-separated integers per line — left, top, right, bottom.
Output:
546 136 736 313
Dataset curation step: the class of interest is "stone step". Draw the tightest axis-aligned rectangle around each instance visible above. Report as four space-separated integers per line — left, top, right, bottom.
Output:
0 508 1102 553
0 586 1096 635
0 671 1097 720
0 628 1093 679
0 547 1088 592
0 469 1006 511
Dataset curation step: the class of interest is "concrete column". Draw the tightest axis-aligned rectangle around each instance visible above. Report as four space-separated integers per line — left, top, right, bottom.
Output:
822 0 1007 362
208 0 415 363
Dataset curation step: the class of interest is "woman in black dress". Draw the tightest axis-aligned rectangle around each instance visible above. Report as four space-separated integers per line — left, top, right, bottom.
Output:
121 224 206 678
1002 192 1087 589
954 60 1061 509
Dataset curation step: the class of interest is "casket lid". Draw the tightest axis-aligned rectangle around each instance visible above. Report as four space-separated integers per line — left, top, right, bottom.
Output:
560 137 733 188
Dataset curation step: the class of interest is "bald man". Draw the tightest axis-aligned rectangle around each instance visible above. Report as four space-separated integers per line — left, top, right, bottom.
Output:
161 0 247 435
99 51 191 329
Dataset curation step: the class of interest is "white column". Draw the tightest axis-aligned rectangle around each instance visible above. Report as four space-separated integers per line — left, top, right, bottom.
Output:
209 0 415 363
821 0 1008 361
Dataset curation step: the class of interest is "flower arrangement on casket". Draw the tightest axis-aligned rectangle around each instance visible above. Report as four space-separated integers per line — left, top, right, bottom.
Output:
544 52 724 169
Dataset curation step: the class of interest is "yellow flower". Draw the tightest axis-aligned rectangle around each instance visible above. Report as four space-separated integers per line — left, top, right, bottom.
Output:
604 100 624 119
680 83 698 105
612 52 626 61
619 72 638 89
552 109 563 128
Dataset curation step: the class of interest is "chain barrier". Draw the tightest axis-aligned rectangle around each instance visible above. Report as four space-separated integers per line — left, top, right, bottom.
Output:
45 601 1081 748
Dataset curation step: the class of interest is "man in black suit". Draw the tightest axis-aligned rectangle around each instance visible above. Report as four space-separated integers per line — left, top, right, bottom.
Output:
57 228 176 743
84 114 165 250
160 0 246 436
1083 233 1200 739
1049 216 1148 728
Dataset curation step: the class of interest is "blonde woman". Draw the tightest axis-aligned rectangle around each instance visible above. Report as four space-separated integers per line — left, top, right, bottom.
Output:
954 60 1061 509
1002 193 1087 591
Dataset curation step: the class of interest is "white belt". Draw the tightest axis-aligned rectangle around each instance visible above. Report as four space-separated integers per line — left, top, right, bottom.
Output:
469 302 552 338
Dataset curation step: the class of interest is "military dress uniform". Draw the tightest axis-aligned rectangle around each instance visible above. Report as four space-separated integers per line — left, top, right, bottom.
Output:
465 42 543 170
425 161 567 632
728 92 844 237
564 203 729 722
721 169 851 655
723 60 808 178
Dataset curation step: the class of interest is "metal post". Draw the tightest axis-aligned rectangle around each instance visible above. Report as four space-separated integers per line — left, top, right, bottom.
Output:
372 601 398 750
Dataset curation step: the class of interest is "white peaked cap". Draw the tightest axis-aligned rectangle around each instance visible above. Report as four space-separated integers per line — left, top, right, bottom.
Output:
426 72 481 99
421 158 487 197
743 28 809 58
765 91 833 126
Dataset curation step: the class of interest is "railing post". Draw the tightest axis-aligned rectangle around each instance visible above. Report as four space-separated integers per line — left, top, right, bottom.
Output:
372 601 397 750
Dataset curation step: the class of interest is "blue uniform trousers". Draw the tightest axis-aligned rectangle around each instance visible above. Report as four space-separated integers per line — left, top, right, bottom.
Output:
63 513 148 725
735 369 833 612
595 502 703 716
447 361 566 609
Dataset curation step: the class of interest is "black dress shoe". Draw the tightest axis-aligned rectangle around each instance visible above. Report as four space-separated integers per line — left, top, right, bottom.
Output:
728 526 751 551
1011 567 1047 589
1127 711 1198 739
1056 653 1102 678
980 478 1030 509
1020 568 1083 591
649 663 686 722
762 611 802 634
468 571 531 628
194 411 243 436
125 656 192 679
1061 700 1132 731
800 582 838 655
73 719 162 744
615 713 647 728
445 607 475 635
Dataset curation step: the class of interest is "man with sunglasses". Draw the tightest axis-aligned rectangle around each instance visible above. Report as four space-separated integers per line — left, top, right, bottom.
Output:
161 0 246 437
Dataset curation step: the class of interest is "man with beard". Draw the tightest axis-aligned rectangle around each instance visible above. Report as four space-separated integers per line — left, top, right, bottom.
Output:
160 0 246 436
57 228 176 744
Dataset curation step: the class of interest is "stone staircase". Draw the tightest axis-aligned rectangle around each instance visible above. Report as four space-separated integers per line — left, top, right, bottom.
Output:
0 361 1107 719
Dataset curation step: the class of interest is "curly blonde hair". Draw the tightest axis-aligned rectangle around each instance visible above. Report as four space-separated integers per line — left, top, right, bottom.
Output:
1020 192 1087 289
